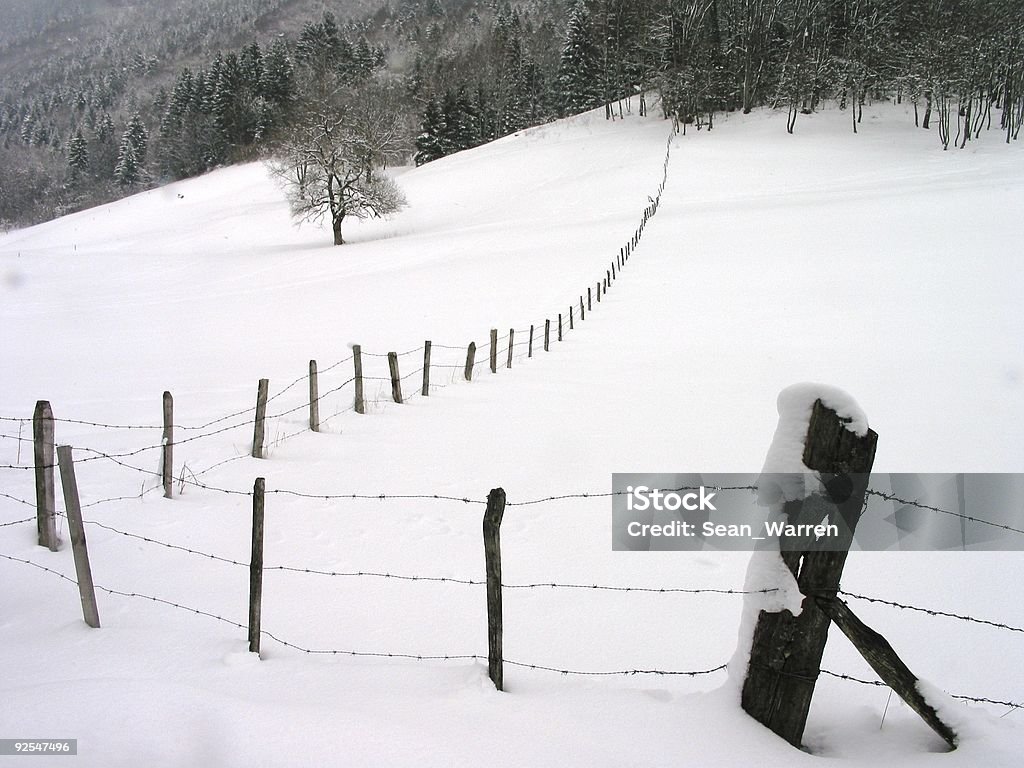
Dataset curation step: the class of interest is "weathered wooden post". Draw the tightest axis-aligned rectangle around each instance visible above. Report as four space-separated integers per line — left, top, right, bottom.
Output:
506 329 514 369
464 342 477 381
422 341 431 397
544 319 550 351
387 353 403 404
56 446 99 628
569 306 574 331
588 286 592 312
483 487 506 691
612 261 616 281
741 398 957 750
490 329 498 374
251 379 269 459
528 325 534 358
249 477 265 655
33 401 57 551
580 296 585 321
558 313 563 342
162 391 173 498
308 361 320 432
353 345 365 415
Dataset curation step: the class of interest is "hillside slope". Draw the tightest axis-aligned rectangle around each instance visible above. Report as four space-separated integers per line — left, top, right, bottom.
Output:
1 103 1022 767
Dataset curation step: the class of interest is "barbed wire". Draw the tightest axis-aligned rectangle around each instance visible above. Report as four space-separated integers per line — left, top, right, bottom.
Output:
818 669 1022 709
838 590 1024 634
865 489 1024 537
0 490 35 508
0 517 34 528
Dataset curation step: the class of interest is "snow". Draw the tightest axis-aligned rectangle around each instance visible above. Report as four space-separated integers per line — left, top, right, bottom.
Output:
1 100 1023 766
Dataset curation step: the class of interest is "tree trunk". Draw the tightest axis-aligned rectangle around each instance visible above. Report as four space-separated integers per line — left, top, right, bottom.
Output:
332 214 344 245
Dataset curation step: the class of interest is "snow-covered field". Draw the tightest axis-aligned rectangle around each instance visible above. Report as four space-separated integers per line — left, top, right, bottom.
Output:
1 100 1022 767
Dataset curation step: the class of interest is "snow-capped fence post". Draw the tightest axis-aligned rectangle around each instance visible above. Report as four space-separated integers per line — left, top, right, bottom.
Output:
483 487 506 692
251 379 269 459
738 397 955 751
248 477 265 655
387 353 403 404
490 329 498 374
741 399 876 747
308 362 319 433
56 445 99 628
422 342 431 397
353 345 365 415
464 342 476 381
162 391 173 498
33 400 58 551
506 329 514 369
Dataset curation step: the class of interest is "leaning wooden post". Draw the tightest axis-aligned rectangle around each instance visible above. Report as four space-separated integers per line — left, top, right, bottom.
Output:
251 378 269 459
422 341 431 396
464 342 477 381
612 261 616 281
249 477 265 655
353 345 365 415
544 319 550 351
33 401 57 551
387 353 403 404
56 446 99 628
483 487 506 691
489 329 498 374
597 281 602 302
162 391 174 498
308 361 320 433
506 329 514 369
741 398 880 748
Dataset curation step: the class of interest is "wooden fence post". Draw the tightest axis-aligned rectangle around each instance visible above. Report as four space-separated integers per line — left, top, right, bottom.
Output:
464 342 476 381
588 286 592 312
308 361 320 433
597 281 602 302
33 401 57 551
422 341 431 397
483 487 506 691
612 261 616 281
353 345 365 415
558 313 563 342
506 329 514 369
251 379 269 459
580 296 585 321
388 353 403 404
528 326 534 358
490 329 498 374
56 446 99 628
544 319 550 351
569 306 574 331
249 477 265 655
745 399 897 749
162 391 173 498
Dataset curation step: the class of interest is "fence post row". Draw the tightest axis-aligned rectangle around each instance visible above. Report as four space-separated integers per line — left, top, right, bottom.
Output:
249 477 265 655
308 362 319 433
388 353 403 404
252 379 269 459
464 342 476 381
33 400 57 551
353 345 365 415
56 445 100 628
422 341 431 397
483 487 506 692
162 391 174 498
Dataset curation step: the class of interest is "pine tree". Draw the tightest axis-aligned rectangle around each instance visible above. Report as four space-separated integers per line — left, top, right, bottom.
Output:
67 129 89 178
114 131 141 186
125 113 148 165
556 0 602 115
414 97 446 165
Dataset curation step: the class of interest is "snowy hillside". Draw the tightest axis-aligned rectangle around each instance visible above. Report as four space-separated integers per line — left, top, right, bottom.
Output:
1 102 1022 767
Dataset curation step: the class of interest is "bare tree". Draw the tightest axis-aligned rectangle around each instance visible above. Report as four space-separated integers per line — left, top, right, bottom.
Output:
267 78 410 245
